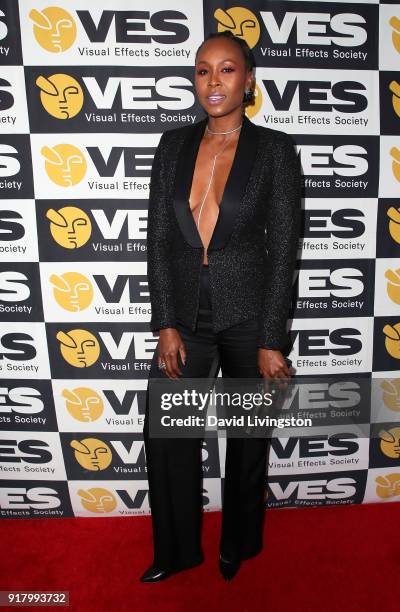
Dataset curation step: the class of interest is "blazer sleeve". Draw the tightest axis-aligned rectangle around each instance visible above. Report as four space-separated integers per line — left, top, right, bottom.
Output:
257 131 302 351
147 131 177 332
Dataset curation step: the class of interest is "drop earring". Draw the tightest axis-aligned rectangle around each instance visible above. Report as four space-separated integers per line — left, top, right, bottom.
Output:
243 89 253 103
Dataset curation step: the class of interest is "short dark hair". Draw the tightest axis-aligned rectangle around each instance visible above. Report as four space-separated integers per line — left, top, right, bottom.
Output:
195 30 256 73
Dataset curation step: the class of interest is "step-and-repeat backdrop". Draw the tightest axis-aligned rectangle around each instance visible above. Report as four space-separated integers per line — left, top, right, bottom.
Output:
1 0 400 519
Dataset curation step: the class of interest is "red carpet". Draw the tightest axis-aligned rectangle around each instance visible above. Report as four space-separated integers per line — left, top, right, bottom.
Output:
0 503 398 612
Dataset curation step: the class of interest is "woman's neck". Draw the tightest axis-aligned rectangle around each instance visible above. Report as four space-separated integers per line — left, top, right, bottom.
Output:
206 111 244 135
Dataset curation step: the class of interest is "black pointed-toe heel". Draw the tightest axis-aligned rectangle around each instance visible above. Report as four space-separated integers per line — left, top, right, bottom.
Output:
219 554 241 581
140 564 172 582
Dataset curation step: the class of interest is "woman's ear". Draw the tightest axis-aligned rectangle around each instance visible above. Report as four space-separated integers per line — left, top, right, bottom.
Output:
247 70 255 92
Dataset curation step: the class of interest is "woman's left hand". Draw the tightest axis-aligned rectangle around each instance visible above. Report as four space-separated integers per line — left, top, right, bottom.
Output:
257 348 291 380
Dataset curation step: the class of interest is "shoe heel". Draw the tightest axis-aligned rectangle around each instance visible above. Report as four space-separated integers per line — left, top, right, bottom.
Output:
219 554 241 581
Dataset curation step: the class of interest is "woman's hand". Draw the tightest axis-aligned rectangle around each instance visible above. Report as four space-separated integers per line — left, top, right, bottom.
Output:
257 348 293 406
157 328 187 379
257 348 291 380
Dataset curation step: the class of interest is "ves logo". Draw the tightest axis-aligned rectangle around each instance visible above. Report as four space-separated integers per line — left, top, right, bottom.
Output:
41 145 87 186
70 438 112 470
36 74 83 119
56 329 100 367
389 80 400 118
390 16 400 54
380 379 400 412
389 150 400 183
384 268 400 305
387 206 400 244
50 272 93 311
379 427 400 459
29 7 77 53
375 473 400 498
214 5 369 52
214 7 260 49
78 487 117 512
383 323 400 359
62 387 104 421
46 207 92 248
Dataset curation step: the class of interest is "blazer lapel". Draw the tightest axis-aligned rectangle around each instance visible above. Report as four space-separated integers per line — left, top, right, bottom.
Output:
172 116 207 249
172 114 259 251
209 114 259 251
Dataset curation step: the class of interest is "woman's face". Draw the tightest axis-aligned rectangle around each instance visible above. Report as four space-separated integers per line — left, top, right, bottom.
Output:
195 37 253 118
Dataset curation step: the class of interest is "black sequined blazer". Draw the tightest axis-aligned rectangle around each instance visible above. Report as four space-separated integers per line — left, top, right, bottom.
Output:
147 113 302 352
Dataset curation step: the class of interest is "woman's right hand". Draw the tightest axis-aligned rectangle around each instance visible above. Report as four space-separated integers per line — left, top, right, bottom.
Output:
157 328 187 379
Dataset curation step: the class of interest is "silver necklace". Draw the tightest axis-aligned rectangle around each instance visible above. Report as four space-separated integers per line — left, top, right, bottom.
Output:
195 130 237 235
206 122 243 135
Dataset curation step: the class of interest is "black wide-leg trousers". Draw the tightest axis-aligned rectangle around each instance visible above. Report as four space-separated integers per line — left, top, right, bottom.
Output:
143 264 271 571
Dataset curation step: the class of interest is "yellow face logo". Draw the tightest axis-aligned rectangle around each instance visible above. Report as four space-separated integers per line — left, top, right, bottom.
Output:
214 7 260 49
41 144 86 187
62 387 103 421
383 322 400 359
385 267 400 304
389 16 400 54
50 272 93 311
379 427 400 459
376 473 400 498
387 206 400 244
29 7 76 53
36 74 83 119
390 147 400 183
245 83 262 118
70 438 112 471
46 206 92 249
389 80 400 118
380 379 400 412
77 487 117 513
56 329 100 368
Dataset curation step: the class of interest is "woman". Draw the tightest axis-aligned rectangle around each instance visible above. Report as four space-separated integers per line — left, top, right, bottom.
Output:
141 30 302 582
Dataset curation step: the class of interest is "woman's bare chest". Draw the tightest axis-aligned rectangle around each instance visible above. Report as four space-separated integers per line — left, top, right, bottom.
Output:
188 138 238 215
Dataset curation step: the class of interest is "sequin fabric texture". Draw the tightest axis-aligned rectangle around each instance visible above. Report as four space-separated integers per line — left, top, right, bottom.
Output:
146 119 302 352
